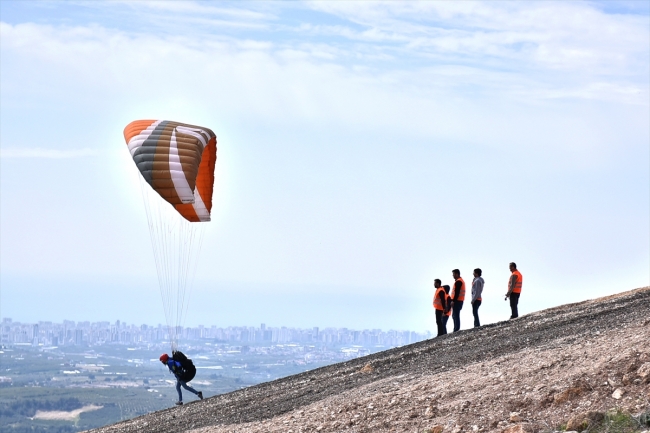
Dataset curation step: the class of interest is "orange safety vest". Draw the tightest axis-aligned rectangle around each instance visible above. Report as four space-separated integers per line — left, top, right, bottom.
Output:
451 277 466 301
433 287 446 311
511 270 523 294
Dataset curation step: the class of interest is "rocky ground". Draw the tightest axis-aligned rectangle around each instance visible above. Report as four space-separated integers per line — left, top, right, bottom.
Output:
89 287 650 433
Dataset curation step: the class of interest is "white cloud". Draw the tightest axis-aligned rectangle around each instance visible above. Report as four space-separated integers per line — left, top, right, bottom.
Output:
305 1 649 77
0 17 646 162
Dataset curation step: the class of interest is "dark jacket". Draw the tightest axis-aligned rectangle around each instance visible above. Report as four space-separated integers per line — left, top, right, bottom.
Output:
166 359 183 379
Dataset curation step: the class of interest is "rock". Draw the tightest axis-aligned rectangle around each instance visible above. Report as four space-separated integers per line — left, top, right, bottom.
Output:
359 363 374 373
622 373 633 385
638 362 650 378
554 386 583 404
424 406 438 417
451 426 462 433
566 411 605 432
502 425 524 433
612 389 624 399
425 426 443 433
509 412 523 422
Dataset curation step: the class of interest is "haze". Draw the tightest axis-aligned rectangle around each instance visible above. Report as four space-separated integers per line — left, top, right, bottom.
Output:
1 1 648 331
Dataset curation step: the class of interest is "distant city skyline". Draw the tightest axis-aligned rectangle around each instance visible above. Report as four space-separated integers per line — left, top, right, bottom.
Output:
0 316 432 349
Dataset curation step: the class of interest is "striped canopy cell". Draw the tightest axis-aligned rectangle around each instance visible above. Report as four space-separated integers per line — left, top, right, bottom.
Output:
124 120 217 222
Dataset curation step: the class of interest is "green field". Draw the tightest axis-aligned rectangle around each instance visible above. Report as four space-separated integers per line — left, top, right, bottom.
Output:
0 343 334 432
0 387 171 432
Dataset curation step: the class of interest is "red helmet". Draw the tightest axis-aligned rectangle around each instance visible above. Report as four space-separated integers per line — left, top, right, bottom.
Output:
159 353 169 363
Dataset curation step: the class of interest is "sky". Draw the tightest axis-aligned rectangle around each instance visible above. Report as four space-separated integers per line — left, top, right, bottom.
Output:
1 1 648 332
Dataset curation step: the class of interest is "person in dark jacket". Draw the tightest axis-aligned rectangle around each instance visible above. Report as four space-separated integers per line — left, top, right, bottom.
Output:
160 353 203 405
471 268 484 328
442 285 451 329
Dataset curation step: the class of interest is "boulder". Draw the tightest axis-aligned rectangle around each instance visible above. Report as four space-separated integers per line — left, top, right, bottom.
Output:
612 389 624 399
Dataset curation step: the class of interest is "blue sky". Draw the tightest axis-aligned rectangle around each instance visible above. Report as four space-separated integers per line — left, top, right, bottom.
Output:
1 1 648 331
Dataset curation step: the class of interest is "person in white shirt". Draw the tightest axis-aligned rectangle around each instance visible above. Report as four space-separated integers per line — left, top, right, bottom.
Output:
471 268 484 328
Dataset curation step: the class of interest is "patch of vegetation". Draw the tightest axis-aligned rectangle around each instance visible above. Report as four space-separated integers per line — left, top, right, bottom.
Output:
0 387 169 432
638 410 650 427
589 410 646 433
0 397 82 417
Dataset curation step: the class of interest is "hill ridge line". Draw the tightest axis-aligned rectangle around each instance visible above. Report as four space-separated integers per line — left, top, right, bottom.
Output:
89 286 650 432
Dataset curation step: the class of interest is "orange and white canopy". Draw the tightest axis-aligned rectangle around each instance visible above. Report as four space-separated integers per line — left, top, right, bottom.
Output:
124 120 217 222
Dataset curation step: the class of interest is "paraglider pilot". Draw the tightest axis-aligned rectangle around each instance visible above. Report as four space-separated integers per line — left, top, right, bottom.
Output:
160 353 203 405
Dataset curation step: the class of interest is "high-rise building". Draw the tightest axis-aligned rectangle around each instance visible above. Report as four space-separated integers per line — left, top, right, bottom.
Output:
74 329 83 345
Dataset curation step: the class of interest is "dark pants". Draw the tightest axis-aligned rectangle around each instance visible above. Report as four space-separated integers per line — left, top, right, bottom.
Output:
176 379 199 402
452 301 464 332
435 310 447 337
509 292 520 319
472 300 482 327
442 314 449 330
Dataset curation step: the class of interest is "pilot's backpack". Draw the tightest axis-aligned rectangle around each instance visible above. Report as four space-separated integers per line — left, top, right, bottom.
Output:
172 350 196 382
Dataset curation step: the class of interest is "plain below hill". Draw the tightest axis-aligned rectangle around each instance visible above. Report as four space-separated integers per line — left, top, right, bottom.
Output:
89 287 650 433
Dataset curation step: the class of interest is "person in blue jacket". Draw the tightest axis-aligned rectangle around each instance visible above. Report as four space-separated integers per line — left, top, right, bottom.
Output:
160 353 203 405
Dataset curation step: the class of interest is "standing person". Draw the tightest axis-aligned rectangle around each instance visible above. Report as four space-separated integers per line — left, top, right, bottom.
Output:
471 268 484 328
160 353 203 405
504 262 523 319
450 269 466 332
432 279 448 337
442 285 451 330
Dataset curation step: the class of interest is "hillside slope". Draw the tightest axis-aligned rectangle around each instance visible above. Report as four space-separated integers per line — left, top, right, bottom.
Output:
90 287 650 433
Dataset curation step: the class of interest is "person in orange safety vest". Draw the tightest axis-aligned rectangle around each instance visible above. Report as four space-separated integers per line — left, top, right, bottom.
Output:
505 262 523 319
451 269 465 332
432 279 448 337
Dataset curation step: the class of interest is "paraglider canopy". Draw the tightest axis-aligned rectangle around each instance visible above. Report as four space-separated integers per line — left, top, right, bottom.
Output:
124 120 217 222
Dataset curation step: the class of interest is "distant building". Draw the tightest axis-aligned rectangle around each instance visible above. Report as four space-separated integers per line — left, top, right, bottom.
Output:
74 329 83 345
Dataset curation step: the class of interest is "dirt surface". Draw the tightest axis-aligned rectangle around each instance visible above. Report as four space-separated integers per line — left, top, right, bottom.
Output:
88 287 650 433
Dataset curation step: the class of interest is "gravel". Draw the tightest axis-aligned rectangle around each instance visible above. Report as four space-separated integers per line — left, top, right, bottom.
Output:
88 286 650 433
